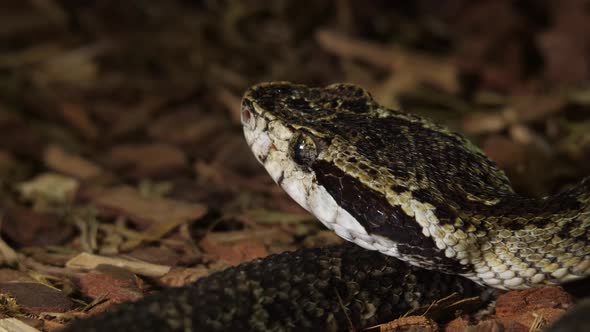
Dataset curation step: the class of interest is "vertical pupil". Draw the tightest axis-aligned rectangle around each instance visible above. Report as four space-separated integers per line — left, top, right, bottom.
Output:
296 140 306 161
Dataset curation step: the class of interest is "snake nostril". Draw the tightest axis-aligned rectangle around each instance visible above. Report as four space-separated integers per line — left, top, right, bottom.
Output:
240 100 255 128
241 108 251 123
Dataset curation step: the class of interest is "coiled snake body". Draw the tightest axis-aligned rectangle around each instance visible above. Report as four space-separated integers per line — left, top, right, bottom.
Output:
63 83 589 331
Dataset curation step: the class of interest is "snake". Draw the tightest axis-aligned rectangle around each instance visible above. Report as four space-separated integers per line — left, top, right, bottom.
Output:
62 82 589 331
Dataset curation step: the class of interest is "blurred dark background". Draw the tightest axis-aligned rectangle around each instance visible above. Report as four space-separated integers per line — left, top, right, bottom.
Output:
2 1 590 195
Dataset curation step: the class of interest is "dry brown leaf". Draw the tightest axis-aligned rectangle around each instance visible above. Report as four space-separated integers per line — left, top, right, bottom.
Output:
66 253 170 277
495 287 572 318
79 266 143 303
126 246 181 266
43 145 103 180
463 93 567 134
55 102 100 141
481 135 528 170
377 315 438 332
0 150 18 175
0 44 63 68
447 1 530 91
33 44 109 85
0 238 19 267
537 2 590 86
108 143 188 178
509 93 568 123
316 29 394 69
159 266 210 287
316 29 459 106
120 204 208 251
200 236 269 266
81 186 207 229
148 109 229 145
105 97 168 139
0 282 73 314
444 317 469 332
2 206 74 247
461 112 509 134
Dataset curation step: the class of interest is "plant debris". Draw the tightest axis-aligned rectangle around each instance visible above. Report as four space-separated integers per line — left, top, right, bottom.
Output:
0 1 588 331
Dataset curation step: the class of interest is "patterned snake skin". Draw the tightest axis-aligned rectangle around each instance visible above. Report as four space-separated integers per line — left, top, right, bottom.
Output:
241 82 590 290
62 82 589 331
62 244 484 331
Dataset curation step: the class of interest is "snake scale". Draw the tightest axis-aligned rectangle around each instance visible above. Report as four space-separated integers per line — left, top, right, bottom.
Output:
63 83 589 331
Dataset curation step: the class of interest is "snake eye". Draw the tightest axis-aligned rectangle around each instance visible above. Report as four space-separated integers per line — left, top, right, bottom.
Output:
290 132 318 167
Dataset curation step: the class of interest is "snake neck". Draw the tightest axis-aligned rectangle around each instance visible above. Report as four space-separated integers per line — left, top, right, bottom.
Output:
493 178 590 230
304 156 590 289
442 178 590 289
323 164 590 289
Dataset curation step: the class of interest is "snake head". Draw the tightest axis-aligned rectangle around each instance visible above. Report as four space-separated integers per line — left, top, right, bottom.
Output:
241 82 376 123
240 81 379 169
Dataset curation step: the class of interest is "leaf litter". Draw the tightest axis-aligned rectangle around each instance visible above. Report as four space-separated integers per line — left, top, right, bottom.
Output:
0 1 588 331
